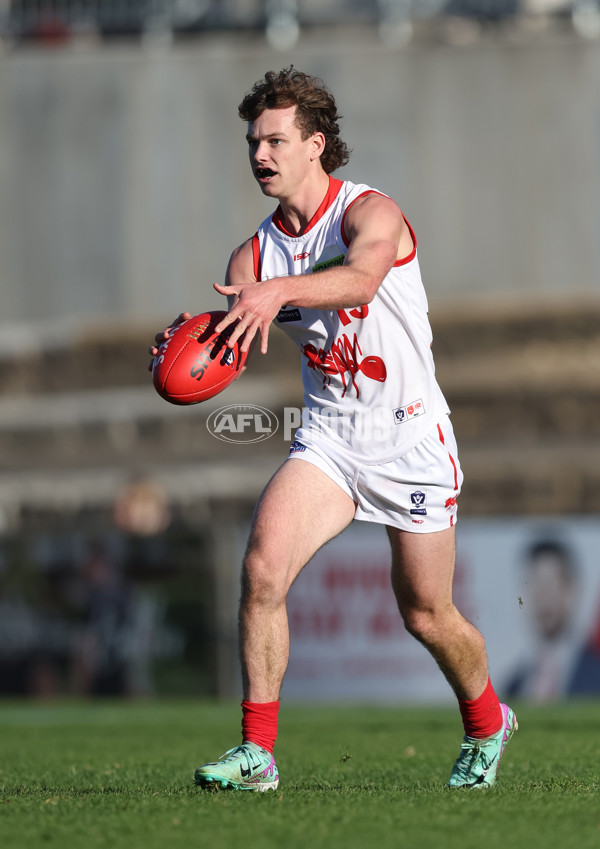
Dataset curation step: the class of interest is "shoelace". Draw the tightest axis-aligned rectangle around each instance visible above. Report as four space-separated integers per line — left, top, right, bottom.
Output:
219 744 261 769
454 739 493 780
220 745 247 761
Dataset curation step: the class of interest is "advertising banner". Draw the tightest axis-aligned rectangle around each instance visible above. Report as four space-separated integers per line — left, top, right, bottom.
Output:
282 518 600 703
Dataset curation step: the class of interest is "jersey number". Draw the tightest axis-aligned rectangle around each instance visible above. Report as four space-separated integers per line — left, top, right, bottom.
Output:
336 305 369 326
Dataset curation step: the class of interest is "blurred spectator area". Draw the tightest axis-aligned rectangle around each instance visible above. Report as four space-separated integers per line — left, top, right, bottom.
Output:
1 302 600 522
2 0 598 45
1 2 599 700
1 300 600 700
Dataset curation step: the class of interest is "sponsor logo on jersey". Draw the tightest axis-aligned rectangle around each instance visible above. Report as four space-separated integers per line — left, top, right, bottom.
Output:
276 307 302 323
312 254 345 273
294 252 310 261
410 490 427 515
289 440 307 454
393 399 425 424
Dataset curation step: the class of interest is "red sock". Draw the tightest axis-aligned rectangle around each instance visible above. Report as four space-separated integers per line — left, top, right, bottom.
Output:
241 700 280 753
458 678 503 739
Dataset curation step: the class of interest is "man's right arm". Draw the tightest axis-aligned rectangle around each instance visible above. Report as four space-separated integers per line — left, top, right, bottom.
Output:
215 238 279 354
148 238 256 368
222 238 257 309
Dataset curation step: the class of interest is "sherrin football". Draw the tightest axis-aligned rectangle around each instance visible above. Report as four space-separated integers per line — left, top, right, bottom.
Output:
152 311 249 405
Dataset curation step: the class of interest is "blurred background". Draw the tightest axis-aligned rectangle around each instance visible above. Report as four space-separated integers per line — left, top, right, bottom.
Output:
1 0 599 703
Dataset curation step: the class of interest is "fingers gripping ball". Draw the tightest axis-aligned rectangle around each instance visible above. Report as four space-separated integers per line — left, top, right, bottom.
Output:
152 311 249 405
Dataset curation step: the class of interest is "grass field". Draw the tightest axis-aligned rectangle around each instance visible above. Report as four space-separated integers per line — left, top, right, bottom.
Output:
0 700 598 849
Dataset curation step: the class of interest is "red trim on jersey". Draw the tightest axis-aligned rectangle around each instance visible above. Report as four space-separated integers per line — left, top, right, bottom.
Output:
396 216 417 266
273 175 344 236
341 192 417 266
341 190 384 246
252 232 262 281
438 423 459 491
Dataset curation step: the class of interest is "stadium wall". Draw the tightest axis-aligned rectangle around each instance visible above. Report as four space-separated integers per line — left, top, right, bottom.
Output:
1 32 599 334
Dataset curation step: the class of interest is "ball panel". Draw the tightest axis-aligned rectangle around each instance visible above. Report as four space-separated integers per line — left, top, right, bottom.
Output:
152 311 249 405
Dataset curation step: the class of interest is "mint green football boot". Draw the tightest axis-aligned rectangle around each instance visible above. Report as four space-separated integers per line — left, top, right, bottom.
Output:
448 703 518 788
194 742 279 791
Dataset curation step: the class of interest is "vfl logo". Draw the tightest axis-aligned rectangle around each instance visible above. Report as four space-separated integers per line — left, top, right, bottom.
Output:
207 405 279 444
394 399 425 424
410 490 427 516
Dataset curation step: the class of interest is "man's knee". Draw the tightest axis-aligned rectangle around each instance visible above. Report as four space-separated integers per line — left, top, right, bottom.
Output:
241 543 287 606
399 603 454 646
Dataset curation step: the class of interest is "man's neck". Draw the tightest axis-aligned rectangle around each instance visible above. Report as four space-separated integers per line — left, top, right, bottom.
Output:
277 171 331 236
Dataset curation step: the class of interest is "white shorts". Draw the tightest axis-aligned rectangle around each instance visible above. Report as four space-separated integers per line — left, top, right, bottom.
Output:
287 415 463 533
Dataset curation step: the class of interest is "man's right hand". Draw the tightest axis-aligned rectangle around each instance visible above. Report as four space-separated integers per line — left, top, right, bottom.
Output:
147 312 191 371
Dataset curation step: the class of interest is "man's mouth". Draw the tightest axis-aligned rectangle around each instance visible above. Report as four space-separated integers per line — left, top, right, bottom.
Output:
256 168 276 180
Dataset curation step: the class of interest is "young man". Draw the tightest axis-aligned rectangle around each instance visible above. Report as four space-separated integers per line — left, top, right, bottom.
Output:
150 68 517 791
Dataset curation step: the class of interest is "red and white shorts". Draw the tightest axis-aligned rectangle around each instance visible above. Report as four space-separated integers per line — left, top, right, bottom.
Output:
287 415 463 533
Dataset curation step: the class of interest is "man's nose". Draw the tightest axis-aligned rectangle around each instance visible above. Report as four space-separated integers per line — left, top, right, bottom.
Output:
253 141 269 162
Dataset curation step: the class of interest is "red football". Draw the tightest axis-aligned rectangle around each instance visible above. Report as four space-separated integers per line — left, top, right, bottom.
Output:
152 311 249 405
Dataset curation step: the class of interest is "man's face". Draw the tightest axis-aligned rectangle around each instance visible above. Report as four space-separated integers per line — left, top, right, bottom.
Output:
246 106 319 199
529 554 576 640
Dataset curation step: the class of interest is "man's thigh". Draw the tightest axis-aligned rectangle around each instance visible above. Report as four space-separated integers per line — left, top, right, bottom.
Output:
245 457 357 592
387 525 456 611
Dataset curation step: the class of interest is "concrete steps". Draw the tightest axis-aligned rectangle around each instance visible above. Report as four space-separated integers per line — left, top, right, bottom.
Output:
1 300 599 515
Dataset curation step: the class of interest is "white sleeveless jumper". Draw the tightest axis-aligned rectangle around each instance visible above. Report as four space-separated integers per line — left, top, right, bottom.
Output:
252 176 450 463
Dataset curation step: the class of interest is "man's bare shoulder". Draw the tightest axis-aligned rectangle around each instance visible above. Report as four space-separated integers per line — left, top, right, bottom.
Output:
226 237 256 285
344 191 405 242
347 191 402 222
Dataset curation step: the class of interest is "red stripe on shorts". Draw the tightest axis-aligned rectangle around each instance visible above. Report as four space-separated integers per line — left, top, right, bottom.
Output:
437 423 459 491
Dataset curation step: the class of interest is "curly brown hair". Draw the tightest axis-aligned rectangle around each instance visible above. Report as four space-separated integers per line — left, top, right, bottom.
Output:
238 67 351 174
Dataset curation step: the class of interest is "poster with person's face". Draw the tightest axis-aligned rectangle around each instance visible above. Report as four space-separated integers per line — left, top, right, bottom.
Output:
282 517 600 703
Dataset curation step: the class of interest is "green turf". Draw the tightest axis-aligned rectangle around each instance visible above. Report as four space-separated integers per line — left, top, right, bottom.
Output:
0 701 598 849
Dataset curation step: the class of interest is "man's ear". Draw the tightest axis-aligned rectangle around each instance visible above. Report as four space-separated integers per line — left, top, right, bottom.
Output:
310 132 326 161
